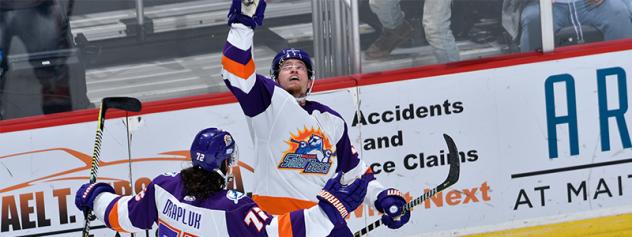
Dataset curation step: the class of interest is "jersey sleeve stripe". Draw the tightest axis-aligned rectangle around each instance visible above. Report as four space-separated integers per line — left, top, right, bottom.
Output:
227 23 254 50
266 217 281 237
107 201 127 233
335 124 361 173
290 211 306 237
223 42 252 65
103 197 121 227
224 74 276 117
99 195 120 228
277 213 293 237
303 206 334 237
117 196 146 232
104 196 146 233
222 55 255 80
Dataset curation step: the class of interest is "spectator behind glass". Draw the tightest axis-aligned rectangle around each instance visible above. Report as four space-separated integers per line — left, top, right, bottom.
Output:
625 0 632 16
0 0 79 119
502 0 632 52
366 0 460 63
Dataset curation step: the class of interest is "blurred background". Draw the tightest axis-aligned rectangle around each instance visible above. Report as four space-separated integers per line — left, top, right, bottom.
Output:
1 0 629 119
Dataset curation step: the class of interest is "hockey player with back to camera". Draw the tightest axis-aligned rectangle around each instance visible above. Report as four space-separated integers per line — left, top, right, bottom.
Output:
75 128 374 236
221 0 410 236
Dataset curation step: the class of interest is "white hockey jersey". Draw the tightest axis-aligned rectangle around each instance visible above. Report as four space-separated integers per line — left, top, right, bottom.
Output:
91 172 334 237
221 23 383 215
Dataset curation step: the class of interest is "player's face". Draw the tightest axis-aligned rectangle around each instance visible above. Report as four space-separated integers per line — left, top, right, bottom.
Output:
276 59 311 98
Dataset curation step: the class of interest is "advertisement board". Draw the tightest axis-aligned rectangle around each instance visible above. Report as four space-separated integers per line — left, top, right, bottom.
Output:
2 49 632 236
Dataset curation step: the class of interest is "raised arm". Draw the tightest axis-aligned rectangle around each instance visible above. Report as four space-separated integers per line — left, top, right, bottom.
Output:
221 0 276 117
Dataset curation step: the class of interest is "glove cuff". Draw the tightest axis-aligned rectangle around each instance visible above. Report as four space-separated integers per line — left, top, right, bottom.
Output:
317 190 349 226
318 190 348 217
76 183 115 211
228 14 259 29
374 188 405 212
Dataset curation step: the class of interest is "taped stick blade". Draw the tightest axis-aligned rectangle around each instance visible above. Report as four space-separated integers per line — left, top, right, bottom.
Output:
101 97 142 112
442 134 460 184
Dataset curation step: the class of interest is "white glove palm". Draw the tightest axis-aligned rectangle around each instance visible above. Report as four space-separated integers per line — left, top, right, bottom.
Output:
241 0 259 17
228 0 266 29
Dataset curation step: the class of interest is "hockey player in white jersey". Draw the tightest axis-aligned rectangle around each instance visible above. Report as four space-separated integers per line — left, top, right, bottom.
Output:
221 0 410 236
74 127 374 237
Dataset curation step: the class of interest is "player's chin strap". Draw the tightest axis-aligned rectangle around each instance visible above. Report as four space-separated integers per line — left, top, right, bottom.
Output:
214 169 236 190
295 79 315 106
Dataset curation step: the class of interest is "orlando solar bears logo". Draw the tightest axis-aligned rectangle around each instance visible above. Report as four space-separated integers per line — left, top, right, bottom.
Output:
278 127 334 174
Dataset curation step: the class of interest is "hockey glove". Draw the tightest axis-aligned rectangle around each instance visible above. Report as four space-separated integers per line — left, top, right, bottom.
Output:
317 171 375 226
375 188 410 229
228 0 267 29
75 182 115 212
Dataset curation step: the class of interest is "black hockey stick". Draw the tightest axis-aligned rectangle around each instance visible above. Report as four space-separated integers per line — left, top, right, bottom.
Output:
353 134 460 237
82 97 142 237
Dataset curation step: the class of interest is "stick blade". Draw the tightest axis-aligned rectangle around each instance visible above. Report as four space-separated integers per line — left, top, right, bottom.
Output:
443 134 460 184
101 97 142 112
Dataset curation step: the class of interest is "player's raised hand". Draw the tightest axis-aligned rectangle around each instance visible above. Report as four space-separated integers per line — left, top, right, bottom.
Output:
228 0 267 29
317 171 375 225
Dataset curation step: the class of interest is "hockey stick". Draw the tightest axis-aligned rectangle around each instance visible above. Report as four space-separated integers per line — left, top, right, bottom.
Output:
82 97 142 237
353 134 460 237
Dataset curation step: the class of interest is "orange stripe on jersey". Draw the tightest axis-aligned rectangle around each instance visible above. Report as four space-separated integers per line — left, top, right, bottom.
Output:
252 195 316 215
278 213 293 237
222 55 255 80
108 202 126 232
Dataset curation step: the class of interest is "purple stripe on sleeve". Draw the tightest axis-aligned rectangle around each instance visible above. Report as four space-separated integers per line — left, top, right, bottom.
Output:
223 42 252 65
302 101 342 118
224 74 276 117
127 181 158 229
226 203 271 237
290 210 306 237
335 124 360 173
103 196 122 228
303 101 361 173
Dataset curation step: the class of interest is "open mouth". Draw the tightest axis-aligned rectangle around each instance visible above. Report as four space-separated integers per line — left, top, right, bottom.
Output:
289 75 300 81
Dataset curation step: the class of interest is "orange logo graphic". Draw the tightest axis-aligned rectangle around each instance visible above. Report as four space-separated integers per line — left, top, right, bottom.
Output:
278 127 334 174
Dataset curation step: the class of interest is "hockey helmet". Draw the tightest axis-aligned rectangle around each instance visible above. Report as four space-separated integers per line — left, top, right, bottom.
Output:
190 128 237 173
270 48 314 80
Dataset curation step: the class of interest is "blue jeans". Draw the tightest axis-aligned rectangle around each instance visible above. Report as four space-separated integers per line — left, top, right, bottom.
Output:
369 0 405 30
423 0 459 63
369 0 459 63
520 0 632 52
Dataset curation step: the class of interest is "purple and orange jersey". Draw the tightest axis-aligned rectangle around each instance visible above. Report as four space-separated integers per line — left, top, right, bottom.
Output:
91 172 334 236
220 23 384 215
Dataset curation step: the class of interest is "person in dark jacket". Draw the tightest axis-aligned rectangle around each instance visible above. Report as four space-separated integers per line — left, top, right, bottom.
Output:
0 0 81 119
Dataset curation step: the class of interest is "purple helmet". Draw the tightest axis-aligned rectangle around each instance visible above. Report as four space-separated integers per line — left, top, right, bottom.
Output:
270 48 314 80
190 128 237 173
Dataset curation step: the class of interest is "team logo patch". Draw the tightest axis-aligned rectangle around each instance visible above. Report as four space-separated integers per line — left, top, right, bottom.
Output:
224 134 233 146
226 190 246 204
278 127 334 174
163 172 179 177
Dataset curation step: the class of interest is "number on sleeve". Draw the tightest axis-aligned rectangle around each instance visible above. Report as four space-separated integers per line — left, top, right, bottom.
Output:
243 207 269 232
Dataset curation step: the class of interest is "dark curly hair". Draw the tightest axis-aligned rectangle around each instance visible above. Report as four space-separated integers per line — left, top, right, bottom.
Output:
181 162 227 199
